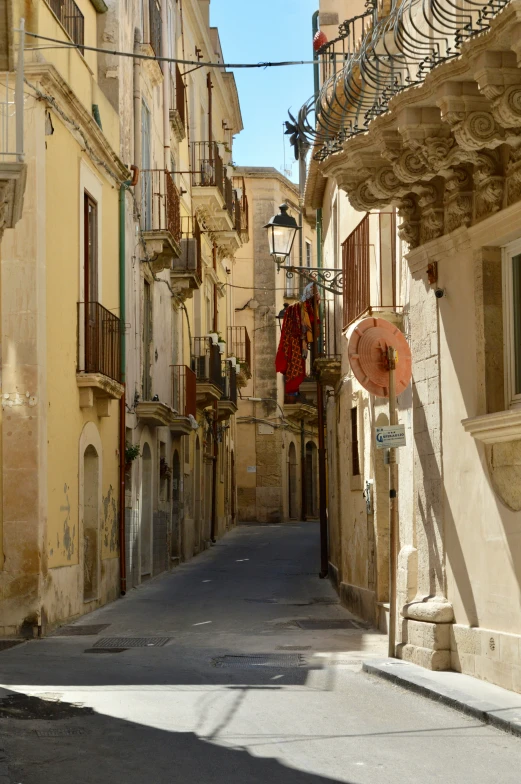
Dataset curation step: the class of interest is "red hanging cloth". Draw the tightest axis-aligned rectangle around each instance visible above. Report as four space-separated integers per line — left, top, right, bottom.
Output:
275 303 306 393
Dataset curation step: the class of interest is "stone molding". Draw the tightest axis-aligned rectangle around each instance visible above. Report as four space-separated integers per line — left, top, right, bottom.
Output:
462 409 521 443
24 62 129 183
0 162 27 232
319 1 521 253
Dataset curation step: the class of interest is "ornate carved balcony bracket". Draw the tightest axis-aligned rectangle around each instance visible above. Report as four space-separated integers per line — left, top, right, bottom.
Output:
319 1 521 253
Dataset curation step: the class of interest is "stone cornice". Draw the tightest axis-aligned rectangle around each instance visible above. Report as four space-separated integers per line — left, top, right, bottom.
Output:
25 62 129 183
316 0 521 255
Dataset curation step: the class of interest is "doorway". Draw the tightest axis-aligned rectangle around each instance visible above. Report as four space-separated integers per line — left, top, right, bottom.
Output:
141 442 153 578
83 445 99 601
171 449 181 558
288 442 298 519
306 442 318 518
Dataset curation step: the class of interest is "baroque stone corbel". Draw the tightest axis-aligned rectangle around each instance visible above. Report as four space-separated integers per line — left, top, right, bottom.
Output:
417 180 445 244
473 150 504 221
397 194 420 250
444 166 473 234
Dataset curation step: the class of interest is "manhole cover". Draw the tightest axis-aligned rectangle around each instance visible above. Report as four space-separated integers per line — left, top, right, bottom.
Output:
84 648 127 654
36 728 90 737
244 599 278 604
54 624 111 636
93 637 170 648
0 640 23 652
295 620 366 630
213 654 307 669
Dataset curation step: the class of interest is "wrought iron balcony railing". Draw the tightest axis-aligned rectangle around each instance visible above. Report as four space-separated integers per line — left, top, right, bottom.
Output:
191 337 222 388
141 169 181 244
221 362 237 405
191 142 224 197
224 175 234 220
45 0 84 52
148 0 162 58
232 177 249 237
77 302 121 383
295 0 512 161
172 364 197 418
227 326 251 371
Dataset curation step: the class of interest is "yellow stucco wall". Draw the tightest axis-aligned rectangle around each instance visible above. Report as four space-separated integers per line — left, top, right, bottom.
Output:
45 114 120 569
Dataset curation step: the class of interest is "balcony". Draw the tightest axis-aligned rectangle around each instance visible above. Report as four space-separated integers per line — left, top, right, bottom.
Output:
138 0 163 84
169 65 186 142
76 302 123 417
0 74 27 237
191 142 239 249
141 169 181 271
171 365 197 435
283 392 318 424
227 326 251 387
232 177 249 243
217 361 238 421
45 0 84 53
191 337 223 408
170 215 202 300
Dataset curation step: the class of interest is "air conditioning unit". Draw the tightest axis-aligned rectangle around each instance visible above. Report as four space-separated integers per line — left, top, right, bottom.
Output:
174 238 198 272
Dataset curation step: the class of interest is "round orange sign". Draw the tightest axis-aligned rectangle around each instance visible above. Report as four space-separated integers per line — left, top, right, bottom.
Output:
347 317 412 398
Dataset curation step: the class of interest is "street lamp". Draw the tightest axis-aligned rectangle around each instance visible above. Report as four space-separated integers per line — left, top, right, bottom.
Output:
263 203 301 269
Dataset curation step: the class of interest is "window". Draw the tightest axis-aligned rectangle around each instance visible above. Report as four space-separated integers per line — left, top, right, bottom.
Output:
84 194 98 303
45 0 84 53
306 240 312 269
351 407 360 476
503 241 521 409
143 281 153 400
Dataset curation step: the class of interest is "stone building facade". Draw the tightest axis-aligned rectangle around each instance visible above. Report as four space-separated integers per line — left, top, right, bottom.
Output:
234 168 318 523
304 0 521 691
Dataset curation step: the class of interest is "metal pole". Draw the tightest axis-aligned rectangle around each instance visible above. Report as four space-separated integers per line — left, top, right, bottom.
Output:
15 18 24 162
387 346 398 658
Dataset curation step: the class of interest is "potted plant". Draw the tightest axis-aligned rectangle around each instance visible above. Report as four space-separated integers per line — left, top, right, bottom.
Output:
125 443 140 473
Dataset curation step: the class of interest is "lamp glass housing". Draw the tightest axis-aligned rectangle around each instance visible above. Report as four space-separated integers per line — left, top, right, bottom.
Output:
264 204 301 266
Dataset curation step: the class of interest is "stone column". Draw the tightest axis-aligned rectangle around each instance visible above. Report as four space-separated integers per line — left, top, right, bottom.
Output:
397 244 455 669
0 99 46 635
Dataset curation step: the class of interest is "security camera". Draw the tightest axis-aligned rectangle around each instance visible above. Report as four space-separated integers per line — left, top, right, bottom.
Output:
434 288 445 299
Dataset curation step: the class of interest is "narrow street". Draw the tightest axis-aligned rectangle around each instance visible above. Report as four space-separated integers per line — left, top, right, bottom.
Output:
1 523 521 784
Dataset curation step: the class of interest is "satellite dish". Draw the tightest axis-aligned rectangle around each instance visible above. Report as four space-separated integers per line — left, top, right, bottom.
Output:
347 317 412 398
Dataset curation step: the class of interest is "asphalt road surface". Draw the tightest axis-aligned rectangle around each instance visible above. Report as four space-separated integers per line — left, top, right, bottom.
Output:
1 522 521 783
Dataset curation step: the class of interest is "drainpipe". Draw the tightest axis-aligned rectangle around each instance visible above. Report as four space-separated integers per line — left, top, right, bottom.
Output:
313 10 329 577
211 245 218 542
162 1 170 170
119 165 139 596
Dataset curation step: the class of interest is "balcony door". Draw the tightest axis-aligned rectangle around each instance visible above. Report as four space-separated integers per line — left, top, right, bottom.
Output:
84 193 99 372
141 100 152 230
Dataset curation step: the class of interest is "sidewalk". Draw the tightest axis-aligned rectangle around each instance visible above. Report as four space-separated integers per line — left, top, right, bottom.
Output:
364 658 521 736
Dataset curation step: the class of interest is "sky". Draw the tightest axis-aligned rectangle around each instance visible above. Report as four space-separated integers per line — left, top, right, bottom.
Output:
209 0 318 183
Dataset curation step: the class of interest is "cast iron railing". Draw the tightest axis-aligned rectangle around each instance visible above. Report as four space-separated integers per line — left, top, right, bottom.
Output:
141 169 181 244
178 215 202 281
149 0 162 58
224 175 234 219
45 0 84 52
221 362 237 405
192 337 222 387
191 141 224 197
232 177 249 237
227 326 251 371
172 364 197 418
78 302 121 383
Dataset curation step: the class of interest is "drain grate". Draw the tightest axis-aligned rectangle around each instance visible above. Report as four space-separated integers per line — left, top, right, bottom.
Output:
36 728 90 737
84 648 127 654
295 619 366 630
0 640 23 652
93 637 170 649
54 624 110 637
213 654 307 669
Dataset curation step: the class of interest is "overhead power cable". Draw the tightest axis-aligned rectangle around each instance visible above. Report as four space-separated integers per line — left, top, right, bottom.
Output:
21 30 320 69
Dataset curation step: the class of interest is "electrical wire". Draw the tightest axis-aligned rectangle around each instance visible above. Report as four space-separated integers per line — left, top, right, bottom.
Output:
21 30 320 69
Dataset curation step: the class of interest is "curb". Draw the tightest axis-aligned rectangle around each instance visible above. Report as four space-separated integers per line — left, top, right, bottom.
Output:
363 659 521 738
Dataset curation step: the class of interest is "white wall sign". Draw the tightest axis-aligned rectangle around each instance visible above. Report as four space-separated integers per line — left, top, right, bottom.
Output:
375 424 406 449
247 466 257 473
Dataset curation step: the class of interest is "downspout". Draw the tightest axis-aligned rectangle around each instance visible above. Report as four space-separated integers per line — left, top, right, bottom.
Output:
119 165 139 596
162 0 170 169
211 245 218 542
313 10 328 576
